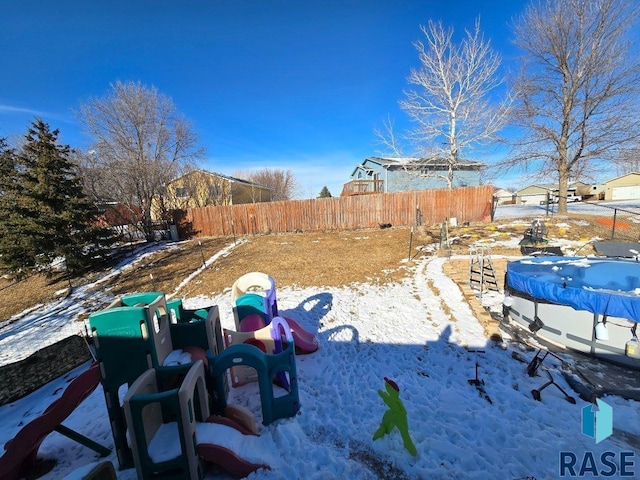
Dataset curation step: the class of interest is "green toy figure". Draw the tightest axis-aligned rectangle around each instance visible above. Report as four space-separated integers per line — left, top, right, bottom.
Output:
373 377 417 456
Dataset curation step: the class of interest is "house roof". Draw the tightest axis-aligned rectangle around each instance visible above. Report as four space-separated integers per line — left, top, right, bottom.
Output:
169 169 271 190
369 156 484 168
493 188 513 197
351 156 485 176
602 171 640 184
516 181 587 194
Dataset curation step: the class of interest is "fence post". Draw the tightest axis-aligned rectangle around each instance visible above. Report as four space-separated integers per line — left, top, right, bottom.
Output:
408 226 414 261
490 196 497 222
545 192 551 216
612 209 617 240
198 240 206 268
231 220 236 245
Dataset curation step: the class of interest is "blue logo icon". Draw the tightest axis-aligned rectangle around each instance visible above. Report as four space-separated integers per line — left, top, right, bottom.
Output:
581 399 613 443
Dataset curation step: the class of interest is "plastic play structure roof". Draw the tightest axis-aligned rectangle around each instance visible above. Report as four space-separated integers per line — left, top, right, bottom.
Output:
506 256 640 323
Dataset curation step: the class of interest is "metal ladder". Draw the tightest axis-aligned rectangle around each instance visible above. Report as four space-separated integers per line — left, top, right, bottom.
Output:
469 246 500 296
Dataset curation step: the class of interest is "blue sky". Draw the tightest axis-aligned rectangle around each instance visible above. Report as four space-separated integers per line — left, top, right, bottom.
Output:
1 1 526 198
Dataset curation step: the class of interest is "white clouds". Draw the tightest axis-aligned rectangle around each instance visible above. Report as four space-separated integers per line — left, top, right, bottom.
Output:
0 104 47 116
0 103 74 125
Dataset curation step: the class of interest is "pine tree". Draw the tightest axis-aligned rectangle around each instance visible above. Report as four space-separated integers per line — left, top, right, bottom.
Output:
0 139 32 276
318 186 332 198
0 120 117 279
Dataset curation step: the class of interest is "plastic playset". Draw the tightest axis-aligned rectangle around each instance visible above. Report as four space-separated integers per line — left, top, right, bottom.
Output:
0 272 319 480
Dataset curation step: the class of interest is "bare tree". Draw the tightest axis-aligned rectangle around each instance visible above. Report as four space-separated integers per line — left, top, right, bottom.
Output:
396 18 510 188
77 80 204 240
373 116 405 158
616 144 640 176
510 0 640 213
234 168 299 201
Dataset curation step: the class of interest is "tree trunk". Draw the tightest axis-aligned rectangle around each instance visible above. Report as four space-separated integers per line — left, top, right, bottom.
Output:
557 162 570 214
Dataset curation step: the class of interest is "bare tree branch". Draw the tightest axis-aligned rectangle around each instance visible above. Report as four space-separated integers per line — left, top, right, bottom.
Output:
233 168 299 201
373 115 406 158
395 18 511 188
76 81 204 240
510 0 640 212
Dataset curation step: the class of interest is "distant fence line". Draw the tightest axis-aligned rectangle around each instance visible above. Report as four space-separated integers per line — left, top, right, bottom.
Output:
541 200 640 242
183 186 494 237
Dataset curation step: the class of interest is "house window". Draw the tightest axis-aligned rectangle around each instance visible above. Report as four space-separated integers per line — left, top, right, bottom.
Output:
209 184 221 197
358 171 363 179
174 187 187 198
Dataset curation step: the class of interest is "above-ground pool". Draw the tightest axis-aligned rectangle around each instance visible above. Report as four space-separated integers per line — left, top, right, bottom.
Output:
504 256 640 369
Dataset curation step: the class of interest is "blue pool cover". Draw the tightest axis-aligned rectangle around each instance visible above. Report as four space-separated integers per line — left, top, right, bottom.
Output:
506 256 640 323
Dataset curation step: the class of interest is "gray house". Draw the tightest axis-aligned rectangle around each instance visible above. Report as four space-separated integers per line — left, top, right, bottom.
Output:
342 157 484 196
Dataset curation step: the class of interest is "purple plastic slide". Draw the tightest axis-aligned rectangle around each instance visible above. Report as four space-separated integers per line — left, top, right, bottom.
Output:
283 317 319 354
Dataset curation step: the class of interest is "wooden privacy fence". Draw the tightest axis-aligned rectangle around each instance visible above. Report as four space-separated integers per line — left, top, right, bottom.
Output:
184 185 494 238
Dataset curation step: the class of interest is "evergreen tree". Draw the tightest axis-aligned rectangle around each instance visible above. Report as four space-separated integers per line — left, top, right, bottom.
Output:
0 139 31 276
0 120 117 279
318 186 332 198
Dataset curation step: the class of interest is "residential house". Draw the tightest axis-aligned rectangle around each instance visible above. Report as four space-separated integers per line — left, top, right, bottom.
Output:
153 170 271 219
493 188 514 205
515 181 587 205
602 172 640 201
574 183 605 201
341 157 485 196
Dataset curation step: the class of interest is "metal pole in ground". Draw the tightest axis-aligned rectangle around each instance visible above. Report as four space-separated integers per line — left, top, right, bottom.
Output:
198 240 206 268
408 226 414 261
231 220 236 245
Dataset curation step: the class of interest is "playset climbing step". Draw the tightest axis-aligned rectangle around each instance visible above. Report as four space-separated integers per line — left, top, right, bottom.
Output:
124 360 271 479
124 360 209 480
469 246 500 296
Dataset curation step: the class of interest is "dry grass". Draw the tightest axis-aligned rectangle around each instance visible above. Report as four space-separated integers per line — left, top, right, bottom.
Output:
0 274 70 323
0 214 619 322
103 237 233 297
182 228 434 297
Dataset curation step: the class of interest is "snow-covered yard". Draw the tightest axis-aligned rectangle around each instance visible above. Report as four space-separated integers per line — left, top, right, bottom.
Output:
1 239 639 480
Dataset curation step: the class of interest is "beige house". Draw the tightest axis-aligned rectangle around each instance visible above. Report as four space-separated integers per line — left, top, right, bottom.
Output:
515 181 586 205
602 172 640 201
153 170 271 219
493 188 514 205
574 183 605 201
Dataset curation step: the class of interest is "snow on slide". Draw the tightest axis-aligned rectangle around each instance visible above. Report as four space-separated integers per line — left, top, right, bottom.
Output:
147 419 273 478
197 421 272 477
